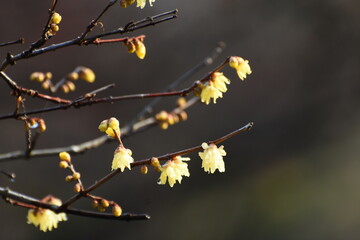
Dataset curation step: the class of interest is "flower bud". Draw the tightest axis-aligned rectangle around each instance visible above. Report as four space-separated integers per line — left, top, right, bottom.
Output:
92 200 99 208
108 117 120 130
61 85 69 93
112 204 122 217
73 172 81 180
178 111 188 121
38 119 46 132
65 175 73 182
177 97 187 108
229 56 240 69
140 165 148 174
51 12 62 24
45 72 52 80
77 67 95 83
97 206 106 212
59 152 71 162
30 72 45 82
155 111 168 121
126 41 136 53
150 157 160 168
134 40 146 59
42 80 51 90
50 24 59 32
160 122 168 130
67 72 79 81
167 115 175 125
98 120 108 132
120 0 127 8
101 199 110 208
59 161 69 169
65 81 76 91
74 183 81 193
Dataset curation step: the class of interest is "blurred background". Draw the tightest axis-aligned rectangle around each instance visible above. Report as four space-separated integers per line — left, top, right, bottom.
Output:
0 0 360 239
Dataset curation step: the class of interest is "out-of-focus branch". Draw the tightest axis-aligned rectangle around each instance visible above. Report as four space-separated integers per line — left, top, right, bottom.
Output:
0 71 71 104
78 0 119 42
127 42 226 130
0 97 198 162
0 56 230 120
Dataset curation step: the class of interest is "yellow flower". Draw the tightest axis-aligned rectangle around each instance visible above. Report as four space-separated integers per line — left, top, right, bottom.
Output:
98 117 120 138
136 0 156 9
212 72 231 93
112 146 134 171
229 56 252 80
27 196 67 232
199 143 226 174
200 81 223 105
158 156 190 187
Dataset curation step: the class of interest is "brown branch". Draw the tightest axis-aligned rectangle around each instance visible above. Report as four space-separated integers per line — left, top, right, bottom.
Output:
59 122 253 209
0 97 198 162
0 187 150 221
0 71 71 104
91 35 145 45
0 10 178 71
128 42 226 128
0 56 229 120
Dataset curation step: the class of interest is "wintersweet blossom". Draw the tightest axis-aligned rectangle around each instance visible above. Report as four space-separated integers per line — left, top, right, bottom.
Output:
199 143 226 174
229 56 252 80
137 0 156 9
200 81 223 105
98 117 120 138
112 146 134 171
212 72 231 93
27 196 67 232
158 156 190 187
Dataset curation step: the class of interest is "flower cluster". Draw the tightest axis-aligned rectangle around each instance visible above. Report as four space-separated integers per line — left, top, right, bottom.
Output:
98 117 121 138
45 12 62 39
200 72 230 105
30 66 95 93
158 156 190 187
98 118 135 172
27 196 67 232
124 38 146 59
229 56 252 80
199 143 226 173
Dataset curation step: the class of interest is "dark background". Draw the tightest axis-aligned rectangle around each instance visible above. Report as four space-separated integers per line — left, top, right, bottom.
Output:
1 0 360 239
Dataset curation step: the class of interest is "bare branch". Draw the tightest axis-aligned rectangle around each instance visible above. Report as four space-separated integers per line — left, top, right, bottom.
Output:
0 10 178 71
0 187 150 221
59 122 253 209
0 38 24 48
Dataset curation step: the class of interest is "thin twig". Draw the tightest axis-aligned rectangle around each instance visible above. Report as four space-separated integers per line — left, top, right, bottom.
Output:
0 97 198 162
0 56 230 120
78 0 119 42
0 71 71 104
0 38 24 48
59 122 253 209
0 10 177 71
128 42 226 128
0 187 149 220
